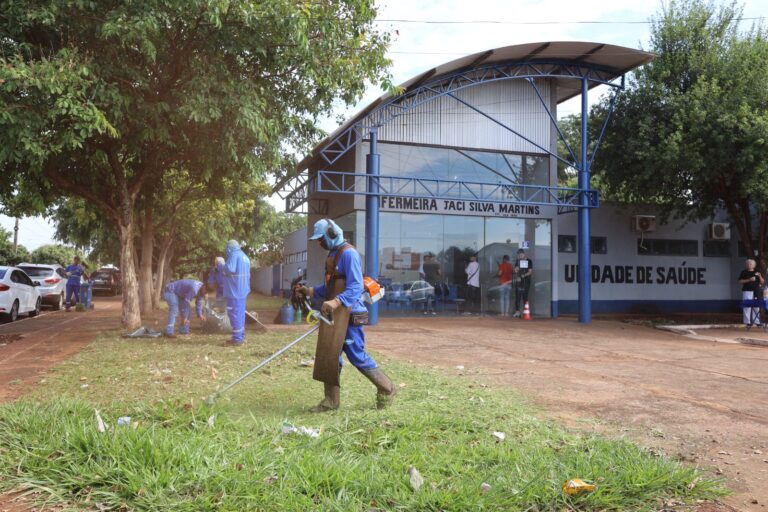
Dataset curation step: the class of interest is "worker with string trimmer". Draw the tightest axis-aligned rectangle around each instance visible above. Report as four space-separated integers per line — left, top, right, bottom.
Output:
295 218 396 412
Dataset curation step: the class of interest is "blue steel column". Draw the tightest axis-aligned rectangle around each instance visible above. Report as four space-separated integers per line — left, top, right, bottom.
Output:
578 78 592 323
365 128 381 325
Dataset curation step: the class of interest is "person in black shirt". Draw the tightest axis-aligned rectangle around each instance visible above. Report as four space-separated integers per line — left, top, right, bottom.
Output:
513 249 533 318
737 258 764 327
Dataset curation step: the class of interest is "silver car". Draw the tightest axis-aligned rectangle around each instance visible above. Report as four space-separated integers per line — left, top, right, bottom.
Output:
17 264 68 310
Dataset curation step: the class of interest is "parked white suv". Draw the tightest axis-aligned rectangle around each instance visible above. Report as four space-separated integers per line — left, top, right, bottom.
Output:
0 266 42 322
17 263 68 310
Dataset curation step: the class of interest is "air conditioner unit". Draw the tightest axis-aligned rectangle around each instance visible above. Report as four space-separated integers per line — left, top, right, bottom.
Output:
632 215 657 232
708 222 731 240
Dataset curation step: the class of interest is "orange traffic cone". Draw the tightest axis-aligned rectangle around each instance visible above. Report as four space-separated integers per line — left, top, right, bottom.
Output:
522 301 532 320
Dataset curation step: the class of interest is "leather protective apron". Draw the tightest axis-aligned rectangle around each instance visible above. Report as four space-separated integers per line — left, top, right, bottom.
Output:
313 248 352 386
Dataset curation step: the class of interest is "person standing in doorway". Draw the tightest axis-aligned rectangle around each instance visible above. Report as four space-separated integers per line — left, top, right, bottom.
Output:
513 249 533 318
464 254 480 315
497 254 513 317
738 258 764 327
422 253 441 315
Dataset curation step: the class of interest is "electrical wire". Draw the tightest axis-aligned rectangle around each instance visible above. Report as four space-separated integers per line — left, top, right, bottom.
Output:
374 16 766 25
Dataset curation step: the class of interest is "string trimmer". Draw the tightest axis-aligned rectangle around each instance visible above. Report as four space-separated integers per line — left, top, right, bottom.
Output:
204 305 333 405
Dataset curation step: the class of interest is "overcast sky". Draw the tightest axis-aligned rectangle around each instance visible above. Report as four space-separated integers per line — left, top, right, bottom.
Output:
4 0 768 250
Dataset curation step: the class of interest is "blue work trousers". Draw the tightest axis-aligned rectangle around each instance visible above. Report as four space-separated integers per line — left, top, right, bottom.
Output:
339 325 377 371
164 291 191 335
226 297 246 343
65 284 80 311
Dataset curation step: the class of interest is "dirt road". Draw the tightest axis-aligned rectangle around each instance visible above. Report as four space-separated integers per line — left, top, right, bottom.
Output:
367 316 768 511
0 296 123 402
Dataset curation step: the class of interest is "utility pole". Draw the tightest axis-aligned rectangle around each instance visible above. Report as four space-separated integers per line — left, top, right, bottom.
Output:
12 217 19 255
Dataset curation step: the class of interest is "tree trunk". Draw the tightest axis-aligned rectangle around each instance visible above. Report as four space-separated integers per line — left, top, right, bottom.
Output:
153 232 174 309
139 209 154 314
119 222 142 329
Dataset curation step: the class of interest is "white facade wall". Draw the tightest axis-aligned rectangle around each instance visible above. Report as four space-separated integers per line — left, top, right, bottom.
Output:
556 203 740 311
376 79 551 154
251 266 273 295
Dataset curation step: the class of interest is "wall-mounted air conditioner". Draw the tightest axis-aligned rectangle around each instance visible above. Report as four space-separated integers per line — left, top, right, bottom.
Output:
632 215 657 232
708 222 731 240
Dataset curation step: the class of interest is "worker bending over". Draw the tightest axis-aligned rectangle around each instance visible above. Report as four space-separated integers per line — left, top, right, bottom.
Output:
163 279 207 337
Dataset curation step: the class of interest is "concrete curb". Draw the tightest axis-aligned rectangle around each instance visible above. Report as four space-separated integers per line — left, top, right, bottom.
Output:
655 324 766 346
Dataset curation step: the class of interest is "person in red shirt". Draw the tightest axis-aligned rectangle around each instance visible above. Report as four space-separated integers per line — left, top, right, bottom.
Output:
497 254 514 317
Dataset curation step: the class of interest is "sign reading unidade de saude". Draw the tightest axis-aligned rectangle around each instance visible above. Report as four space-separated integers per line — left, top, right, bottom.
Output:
564 264 707 285
379 195 554 218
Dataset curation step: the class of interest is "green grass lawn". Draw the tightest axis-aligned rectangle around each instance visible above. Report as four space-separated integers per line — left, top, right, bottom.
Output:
0 328 725 511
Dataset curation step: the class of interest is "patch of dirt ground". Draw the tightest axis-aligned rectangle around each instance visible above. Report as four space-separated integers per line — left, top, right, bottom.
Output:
366 315 768 511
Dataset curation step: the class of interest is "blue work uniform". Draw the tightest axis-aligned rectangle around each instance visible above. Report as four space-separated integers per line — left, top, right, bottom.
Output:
163 279 206 335
64 264 85 311
313 245 377 371
207 267 226 308
217 243 251 343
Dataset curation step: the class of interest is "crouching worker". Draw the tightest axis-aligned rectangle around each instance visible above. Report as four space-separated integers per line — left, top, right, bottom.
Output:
296 219 396 412
163 279 208 338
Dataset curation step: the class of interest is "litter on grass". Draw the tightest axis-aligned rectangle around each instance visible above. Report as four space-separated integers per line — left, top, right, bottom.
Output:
480 482 492 494
94 409 107 433
281 422 321 438
123 326 163 338
563 478 596 495
299 359 315 367
408 466 424 491
492 431 506 442
117 416 131 427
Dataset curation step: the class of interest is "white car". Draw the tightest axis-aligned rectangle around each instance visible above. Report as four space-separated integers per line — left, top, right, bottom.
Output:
0 266 42 322
17 263 68 310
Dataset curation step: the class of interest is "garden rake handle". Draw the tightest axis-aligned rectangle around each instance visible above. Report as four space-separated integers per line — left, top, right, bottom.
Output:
206 324 320 404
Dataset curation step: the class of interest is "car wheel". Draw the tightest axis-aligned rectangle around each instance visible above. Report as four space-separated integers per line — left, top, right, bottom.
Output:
9 301 19 322
29 297 41 317
55 292 64 310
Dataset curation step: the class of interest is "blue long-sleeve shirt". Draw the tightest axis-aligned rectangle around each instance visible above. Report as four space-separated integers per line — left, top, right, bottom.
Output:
166 279 206 317
217 246 251 299
313 245 367 314
207 267 224 298
65 264 85 285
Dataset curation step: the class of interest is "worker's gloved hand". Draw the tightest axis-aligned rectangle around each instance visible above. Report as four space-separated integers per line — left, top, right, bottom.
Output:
321 298 341 316
295 285 313 297
215 256 225 266
198 313 206 321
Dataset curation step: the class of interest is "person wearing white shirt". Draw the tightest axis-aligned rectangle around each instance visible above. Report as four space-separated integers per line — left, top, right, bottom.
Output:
464 255 480 315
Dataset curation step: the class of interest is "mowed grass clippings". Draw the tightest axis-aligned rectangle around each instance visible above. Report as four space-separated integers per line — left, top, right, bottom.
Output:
0 328 725 511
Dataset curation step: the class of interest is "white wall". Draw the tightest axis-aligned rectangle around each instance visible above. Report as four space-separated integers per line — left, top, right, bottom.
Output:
556 203 737 305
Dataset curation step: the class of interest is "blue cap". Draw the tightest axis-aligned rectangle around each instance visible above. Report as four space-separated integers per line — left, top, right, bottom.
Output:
309 219 344 248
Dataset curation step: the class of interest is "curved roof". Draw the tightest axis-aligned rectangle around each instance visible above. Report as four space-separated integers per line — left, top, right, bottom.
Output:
290 41 654 179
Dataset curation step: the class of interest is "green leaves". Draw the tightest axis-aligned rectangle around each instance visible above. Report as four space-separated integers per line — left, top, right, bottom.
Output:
593 0 768 251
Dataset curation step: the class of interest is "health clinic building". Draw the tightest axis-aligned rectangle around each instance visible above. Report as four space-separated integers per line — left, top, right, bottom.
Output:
273 41 741 321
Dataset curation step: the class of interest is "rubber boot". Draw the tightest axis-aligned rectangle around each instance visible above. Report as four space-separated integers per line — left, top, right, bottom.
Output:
309 382 340 413
361 367 396 409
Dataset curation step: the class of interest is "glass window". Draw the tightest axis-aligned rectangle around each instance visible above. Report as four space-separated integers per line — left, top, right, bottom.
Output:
637 239 698 256
18 266 52 277
703 240 730 257
558 235 576 253
373 142 549 186
592 237 607 255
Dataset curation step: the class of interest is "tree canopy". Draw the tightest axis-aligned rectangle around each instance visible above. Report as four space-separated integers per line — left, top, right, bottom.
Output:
0 0 392 327
592 0 768 261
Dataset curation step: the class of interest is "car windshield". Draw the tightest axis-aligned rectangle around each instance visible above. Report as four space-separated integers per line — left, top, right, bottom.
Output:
18 266 53 277
92 272 110 279
0 269 5 279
